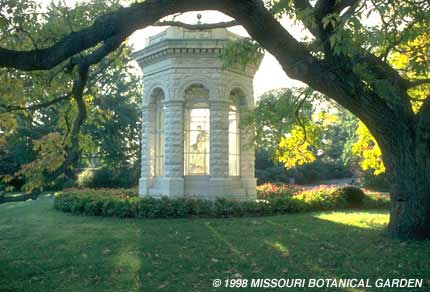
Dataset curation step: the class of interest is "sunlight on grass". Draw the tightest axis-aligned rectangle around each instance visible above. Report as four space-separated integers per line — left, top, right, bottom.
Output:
2 198 429 292
115 251 142 273
314 212 389 229
264 240 289 257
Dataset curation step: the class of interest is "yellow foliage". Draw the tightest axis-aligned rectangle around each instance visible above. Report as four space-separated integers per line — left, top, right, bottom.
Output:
409 84 430 113
390 32 430 112
314 111 339 126
274 111 339 169
0 113 18 135
350 31 430 175
351 122 386 175
276 126 316 169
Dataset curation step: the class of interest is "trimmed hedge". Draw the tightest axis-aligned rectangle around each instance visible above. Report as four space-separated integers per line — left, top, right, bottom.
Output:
54 185 390 219
55 192 304 218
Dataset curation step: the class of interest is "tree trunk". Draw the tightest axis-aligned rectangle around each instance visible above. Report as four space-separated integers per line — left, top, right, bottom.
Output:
388 162 430 240
383 117 430 240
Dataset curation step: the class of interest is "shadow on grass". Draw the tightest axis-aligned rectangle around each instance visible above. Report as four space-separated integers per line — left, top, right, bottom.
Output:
1 198 429 292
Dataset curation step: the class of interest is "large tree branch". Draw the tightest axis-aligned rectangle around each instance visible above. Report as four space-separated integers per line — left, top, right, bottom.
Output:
292 0 414 118
67 34 126 70
0 0 413 148
293 0 361 53
221 0 397 135
0 93 71 112
0 35 124 113
351 52 414 116
0 0 326 114
48 36 123 179
292 0 321 39
50 64 88 179
0 0 230 71
0 0 384 103
315 0 360 16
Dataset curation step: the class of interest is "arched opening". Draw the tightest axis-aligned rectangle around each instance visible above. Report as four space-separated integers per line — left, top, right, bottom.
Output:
184 84 210 175
148 88 165 177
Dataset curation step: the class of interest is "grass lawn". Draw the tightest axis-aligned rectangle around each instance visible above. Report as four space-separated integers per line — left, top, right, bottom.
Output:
1 195 429 292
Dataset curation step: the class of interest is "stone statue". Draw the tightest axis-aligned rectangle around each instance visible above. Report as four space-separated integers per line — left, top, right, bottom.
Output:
190 125 208 173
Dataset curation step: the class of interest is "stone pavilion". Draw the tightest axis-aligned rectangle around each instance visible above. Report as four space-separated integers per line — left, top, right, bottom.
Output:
134 25 260 200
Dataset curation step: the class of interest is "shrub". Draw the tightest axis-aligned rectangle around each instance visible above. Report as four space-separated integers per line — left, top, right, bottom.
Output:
333 186 365 208
54 185 390 219
294 185 347 211
269 196 306 213
76 166 139 189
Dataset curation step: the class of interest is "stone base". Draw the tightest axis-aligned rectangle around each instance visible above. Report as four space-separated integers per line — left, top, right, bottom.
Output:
141 176 257 201
182 176 254 201
208 177 249 201
143 177 184 198
160 177 184 198
138 177 153 197
241 178 257 200
209 177 231 199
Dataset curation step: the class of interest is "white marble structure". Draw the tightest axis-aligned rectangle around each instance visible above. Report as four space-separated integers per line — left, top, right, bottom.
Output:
134 26 259 200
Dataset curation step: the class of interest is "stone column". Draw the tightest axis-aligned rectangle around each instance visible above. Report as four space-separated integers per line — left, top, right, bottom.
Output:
240 116 257 199
162 100 184 197
209 100 230 198
139 106 153 196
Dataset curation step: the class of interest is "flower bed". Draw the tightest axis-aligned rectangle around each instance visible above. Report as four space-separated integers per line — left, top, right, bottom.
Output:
54 184 390 218
256 183 302 199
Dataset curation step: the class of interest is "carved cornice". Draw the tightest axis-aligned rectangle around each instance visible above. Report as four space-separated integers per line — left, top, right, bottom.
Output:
133 39 259 76
133 39 228 66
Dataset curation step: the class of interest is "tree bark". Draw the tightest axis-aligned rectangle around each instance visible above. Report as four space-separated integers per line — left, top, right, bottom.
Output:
388 170 430 240
364 96 429 240
384 123 430 239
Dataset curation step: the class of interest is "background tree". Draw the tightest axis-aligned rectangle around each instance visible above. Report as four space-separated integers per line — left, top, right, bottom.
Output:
0 0 141 192
250 88 354 185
